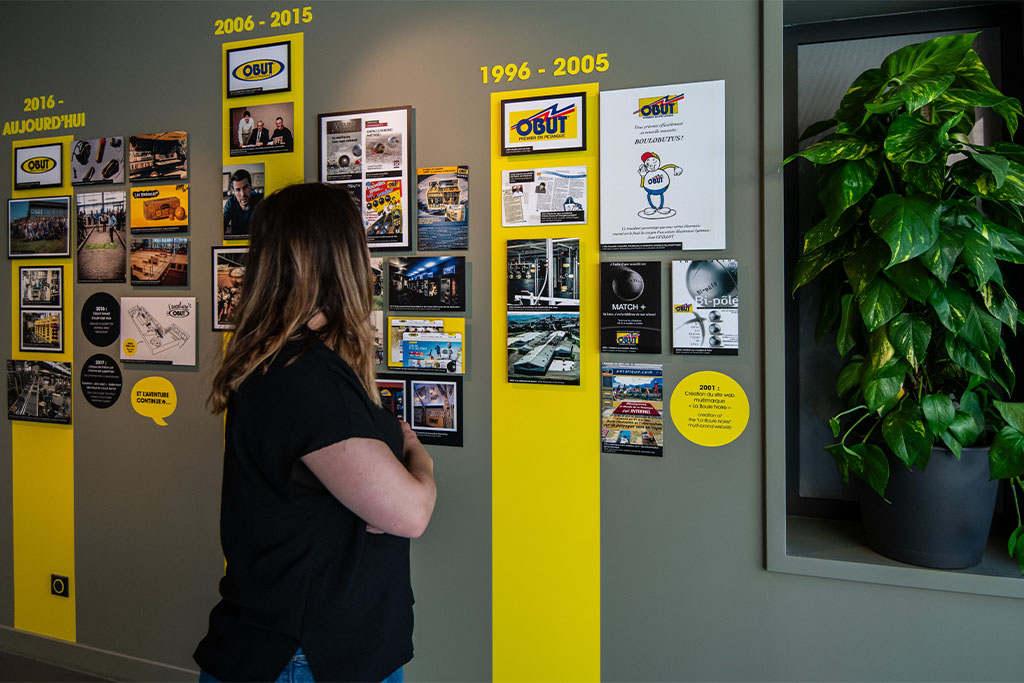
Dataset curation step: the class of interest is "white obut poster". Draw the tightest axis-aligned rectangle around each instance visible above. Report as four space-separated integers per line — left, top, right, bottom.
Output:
119 297 196 366
671 260 737 356
600 80 725 251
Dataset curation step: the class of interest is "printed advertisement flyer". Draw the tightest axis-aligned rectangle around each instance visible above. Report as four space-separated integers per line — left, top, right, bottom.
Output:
601 363 664 457
599 80 725 250
671 259 738 355
129 184 189 233
600 261 662 354
417 166 469 251
501 166 587 227
119 297 196 366
387 317 465 374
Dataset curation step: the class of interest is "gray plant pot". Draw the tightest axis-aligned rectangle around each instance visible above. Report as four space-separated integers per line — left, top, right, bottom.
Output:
858 446 998 569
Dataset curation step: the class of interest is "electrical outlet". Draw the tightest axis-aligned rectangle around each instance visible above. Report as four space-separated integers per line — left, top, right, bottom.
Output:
50 574 69 598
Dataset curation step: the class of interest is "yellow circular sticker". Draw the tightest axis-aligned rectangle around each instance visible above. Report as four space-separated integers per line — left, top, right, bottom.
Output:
123 338 137 356
131 376 177 426
670 371 749 447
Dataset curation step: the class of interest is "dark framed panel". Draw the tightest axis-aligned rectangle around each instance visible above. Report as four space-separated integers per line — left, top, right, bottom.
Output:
226 40 292 98
14 142 63 190
499 92 586 156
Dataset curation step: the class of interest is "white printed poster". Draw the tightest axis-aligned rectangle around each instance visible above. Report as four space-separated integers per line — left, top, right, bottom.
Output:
671 260 737 355
119 297 196 366
600 80 725 251
501 166 587 227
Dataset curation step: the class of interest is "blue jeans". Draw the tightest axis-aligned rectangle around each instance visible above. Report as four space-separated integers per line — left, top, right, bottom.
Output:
199 649 404 683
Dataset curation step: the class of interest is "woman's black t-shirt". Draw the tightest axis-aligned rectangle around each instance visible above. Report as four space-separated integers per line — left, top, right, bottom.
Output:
194 336 412 682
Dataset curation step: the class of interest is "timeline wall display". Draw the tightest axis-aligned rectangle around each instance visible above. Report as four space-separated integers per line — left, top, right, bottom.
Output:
671 259 738 355
388 256 466 312
500 92 586 156
417 165 469 251
600 363 664 457
226 41 292 98
500 166 587 227
319 106 411 249
6 359 72 424
129 131 188 181
8 196 71 258
71 136 125 185
119 296 196 366
600 80 726 251
600 261 662 354
14 142 63 190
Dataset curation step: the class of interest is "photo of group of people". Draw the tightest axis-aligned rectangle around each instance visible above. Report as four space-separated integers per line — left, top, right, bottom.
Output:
7 360 72 425
229 103 295 156
76 191 126 283
8 196 71 258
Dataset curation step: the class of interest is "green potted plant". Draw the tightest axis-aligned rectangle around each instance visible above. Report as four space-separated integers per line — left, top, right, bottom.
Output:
784 32 1024 573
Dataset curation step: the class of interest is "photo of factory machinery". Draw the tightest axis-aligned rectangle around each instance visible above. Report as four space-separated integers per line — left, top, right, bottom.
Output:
506 238 579 309
130 238 189 286
388 256 465 311
7 360 72 424
506 312 581 385
411 380 457 432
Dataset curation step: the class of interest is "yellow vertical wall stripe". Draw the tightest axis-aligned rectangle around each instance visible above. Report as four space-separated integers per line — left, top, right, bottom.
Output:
222 32 305 202
490 84 601 682
11 135 76 641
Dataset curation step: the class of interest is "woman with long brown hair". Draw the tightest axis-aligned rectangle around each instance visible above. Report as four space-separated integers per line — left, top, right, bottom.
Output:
195 183 435 683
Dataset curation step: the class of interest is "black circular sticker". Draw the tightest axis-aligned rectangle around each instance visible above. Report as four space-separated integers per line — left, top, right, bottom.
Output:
81 292 120 347
80 354 123 409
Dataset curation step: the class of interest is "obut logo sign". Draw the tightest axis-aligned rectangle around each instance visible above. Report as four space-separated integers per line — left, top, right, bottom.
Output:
232 59 285 82
633 94 684 118
20 156 57 174
509 103 577 143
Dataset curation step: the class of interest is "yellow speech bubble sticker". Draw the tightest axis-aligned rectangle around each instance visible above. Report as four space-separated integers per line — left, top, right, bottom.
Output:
670 371 749 447
131 376 177 426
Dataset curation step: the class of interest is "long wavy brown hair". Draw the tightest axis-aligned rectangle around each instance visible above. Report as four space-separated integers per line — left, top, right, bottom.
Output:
209 183 380 413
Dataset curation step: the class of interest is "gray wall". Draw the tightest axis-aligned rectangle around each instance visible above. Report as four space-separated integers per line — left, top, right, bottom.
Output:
0 1 1020 681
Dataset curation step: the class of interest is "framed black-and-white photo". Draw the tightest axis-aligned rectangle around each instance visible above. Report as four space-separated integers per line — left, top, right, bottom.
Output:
20 309 64 353
19 266 63 308
226 41 291 98
500 92 586 156
212 246 248 330
319 106 412 249
14 142 63 190
7 360 72 424
8 196 71 259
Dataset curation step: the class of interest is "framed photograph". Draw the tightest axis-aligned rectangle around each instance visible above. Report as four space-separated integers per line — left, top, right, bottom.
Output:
7 360 72 424
130 237 189 287
76 190 127 283
129 184 189 234
319 106 411 249
8 196 71 258
129 131 188 181
229 102 295 156
120 297 196 366
375 375 407 422
14 142 63 190
500 92 586 156
226 41 291 98
223 162 265 239
409 376 463 447
212 246 248 330
19 266 63 308
20 309 64 353
71 136 125 185
388 256 466 312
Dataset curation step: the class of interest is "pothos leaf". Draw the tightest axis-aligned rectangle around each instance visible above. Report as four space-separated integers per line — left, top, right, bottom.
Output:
888 312 930 369
882 398 932 469
988 426 1024 479
868 193 941 267
922 393 956 435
